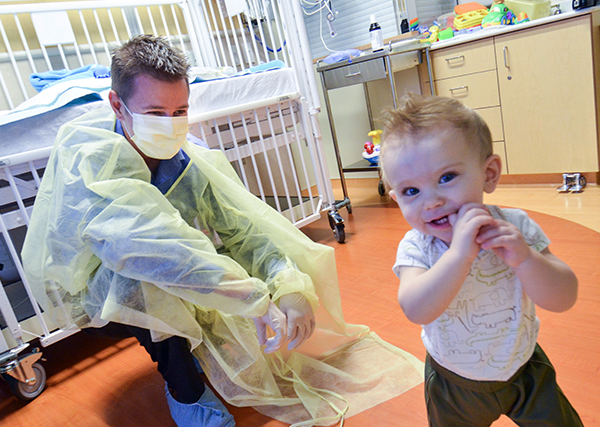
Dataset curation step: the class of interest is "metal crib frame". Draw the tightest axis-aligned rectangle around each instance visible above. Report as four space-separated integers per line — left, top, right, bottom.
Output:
0 0 341 402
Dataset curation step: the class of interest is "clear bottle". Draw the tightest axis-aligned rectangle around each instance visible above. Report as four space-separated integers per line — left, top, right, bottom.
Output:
369 15 384 52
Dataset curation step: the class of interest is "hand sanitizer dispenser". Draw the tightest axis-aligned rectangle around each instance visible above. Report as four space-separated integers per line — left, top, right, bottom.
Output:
370 15 384 52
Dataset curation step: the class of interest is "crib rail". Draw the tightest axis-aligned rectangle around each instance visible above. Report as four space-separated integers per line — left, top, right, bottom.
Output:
0 0 200 110
0 151 79 352
191 0 292 72
189 93 327 227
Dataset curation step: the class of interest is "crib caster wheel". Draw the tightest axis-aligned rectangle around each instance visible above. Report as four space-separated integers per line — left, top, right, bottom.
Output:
328 210 346 243
346 204 352 214
2 361 47 402
333 224 346 243
378 180 386 196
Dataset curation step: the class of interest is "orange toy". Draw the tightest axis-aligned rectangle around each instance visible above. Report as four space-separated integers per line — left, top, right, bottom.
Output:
454 2 487 15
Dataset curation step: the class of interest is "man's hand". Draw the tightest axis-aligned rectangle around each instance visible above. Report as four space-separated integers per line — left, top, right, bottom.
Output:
278 293 316 350
253 301 287 353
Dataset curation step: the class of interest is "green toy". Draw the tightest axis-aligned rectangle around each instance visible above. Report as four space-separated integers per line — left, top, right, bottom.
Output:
438 27 454 40
481 4 515 27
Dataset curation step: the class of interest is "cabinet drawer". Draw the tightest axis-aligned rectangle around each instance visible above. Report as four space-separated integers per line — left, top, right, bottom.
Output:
434 70 500 110
322 58 387 90
431 38 497 81
475 106 504 142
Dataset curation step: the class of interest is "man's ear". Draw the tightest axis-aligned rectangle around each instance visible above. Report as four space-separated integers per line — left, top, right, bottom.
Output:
108 90 125 121
483 154 502 194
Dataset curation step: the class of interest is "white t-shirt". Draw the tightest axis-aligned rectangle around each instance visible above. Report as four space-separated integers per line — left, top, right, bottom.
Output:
393 206 550 381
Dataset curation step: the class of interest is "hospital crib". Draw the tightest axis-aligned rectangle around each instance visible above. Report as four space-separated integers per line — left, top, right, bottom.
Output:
0 0 340 400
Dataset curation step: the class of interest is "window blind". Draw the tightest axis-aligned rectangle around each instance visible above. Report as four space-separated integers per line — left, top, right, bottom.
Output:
303 1 398 60
408 0 456 25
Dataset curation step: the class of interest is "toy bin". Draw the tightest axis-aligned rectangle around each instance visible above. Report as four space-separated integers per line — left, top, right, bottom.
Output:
504 0 551 20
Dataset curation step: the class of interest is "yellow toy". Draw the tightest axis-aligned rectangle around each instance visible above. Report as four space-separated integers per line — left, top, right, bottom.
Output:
368 129 382 145
454 9 489 30
420 25 440 43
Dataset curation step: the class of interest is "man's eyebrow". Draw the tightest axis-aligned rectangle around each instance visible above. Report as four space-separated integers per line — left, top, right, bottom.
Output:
143 103 189 110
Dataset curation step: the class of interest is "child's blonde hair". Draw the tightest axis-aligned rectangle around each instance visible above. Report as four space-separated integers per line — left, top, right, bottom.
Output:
380 93 493 187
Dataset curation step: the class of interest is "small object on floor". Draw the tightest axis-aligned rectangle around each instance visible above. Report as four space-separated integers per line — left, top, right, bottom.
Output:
557 173 586 193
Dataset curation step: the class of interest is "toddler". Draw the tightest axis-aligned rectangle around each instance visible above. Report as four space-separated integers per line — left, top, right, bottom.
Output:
379 93 583 426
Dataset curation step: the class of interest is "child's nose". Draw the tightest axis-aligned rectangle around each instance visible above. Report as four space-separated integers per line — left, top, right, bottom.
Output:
423 191 444 210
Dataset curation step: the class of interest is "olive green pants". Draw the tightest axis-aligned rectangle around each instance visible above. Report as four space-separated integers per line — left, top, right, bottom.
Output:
425 344 584 427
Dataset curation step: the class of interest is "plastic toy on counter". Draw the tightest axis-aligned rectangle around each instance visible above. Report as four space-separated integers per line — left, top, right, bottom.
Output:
454 9 489 30
454 1 488 15
438 27 454 41
420 25 440 43
409 17 419 31
515 11 530 23
481 3 516 27
362 130 382 165
505 0 550 20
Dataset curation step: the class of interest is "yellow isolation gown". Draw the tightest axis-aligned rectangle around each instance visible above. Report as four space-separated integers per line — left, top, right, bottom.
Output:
22 104 423 426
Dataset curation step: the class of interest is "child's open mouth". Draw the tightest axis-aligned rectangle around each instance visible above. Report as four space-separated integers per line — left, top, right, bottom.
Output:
430 216 449 227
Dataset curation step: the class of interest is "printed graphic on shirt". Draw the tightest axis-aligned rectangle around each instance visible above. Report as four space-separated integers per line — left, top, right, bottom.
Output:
395 207 548 380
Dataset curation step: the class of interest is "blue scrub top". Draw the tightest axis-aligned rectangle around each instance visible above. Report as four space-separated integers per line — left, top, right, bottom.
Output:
115 119 190 195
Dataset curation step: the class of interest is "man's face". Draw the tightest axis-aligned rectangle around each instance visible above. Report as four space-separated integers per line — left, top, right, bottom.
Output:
113 73 190 139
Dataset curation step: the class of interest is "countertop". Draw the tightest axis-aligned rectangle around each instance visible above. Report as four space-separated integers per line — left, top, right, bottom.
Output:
429 5 600 50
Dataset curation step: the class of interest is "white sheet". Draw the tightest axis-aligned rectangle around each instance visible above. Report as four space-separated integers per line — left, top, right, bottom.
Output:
1 102 106 158
187 67 297 115
0 77 111 126
0 67 297 159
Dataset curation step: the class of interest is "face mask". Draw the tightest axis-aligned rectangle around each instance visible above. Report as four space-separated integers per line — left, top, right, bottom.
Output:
121 102 189 159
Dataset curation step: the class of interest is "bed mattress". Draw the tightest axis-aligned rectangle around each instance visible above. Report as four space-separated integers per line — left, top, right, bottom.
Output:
0 67 297 160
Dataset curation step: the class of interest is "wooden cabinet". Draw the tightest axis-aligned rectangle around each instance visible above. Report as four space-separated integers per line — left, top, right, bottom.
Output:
421 38 508 174
495 16 598 174
421 15 600 175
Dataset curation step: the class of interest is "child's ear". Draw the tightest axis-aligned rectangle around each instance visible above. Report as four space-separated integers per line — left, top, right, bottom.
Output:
483 154 502 194
388 189 398 202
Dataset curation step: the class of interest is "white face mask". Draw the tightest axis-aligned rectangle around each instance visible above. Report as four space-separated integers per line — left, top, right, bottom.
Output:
121 102 189 159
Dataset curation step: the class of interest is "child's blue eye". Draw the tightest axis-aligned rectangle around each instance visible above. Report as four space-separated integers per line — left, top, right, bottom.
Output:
440 173 456 184
403 187 419 196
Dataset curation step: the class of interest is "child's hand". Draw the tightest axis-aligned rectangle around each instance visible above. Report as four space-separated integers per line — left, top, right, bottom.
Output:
448 203 495 261
476 219 532 268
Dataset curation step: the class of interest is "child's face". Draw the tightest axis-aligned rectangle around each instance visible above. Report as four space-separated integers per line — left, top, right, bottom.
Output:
386 125 500 243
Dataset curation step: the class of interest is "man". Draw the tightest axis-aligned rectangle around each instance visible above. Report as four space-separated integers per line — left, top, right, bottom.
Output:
23 35 423 427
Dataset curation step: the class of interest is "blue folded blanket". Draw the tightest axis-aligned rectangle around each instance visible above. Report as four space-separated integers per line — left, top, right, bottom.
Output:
189 60 286 84
30 64 110 92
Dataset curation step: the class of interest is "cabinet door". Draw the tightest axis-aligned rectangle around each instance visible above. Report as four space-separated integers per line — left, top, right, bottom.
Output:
495 16 599 174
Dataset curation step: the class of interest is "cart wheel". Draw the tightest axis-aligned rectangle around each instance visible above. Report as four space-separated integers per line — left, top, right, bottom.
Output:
378 180 386 196
333 224 346 243
579 175 587 187
346 204 352 214
328 213 336 229
4 362 47 401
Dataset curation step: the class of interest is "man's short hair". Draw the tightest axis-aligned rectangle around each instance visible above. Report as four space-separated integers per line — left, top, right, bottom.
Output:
111 34 190 102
